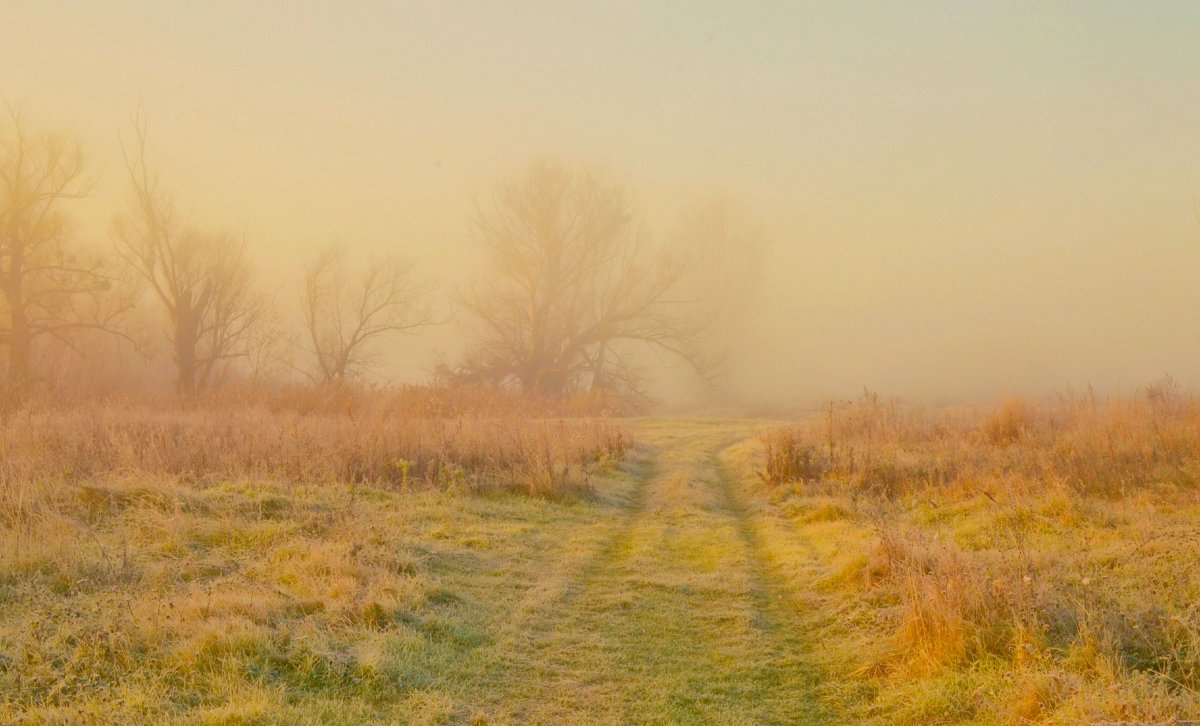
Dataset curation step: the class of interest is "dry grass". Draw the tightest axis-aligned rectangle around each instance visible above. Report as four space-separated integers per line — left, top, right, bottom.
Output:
10 391 1200 723
759 382 1200 723
0 399 633 723
44 381 638 419
765 382 1200 499
0 403 629 498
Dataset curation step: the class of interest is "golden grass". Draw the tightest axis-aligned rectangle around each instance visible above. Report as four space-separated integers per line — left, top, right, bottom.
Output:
9 394 1200 723
756 384 1200 723
0 399 633 723
0 403 629 497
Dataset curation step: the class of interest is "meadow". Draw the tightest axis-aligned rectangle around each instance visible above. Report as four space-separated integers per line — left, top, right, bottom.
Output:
0 394 633 724
7 3 1200 723
2 388 1199 724
750 382 1200 723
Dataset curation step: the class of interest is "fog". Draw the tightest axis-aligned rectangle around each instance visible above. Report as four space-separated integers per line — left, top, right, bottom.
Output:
6 2 1200 407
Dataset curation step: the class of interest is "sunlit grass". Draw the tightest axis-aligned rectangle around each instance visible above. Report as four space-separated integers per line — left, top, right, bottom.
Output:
6 405 1197 724
0 463 647 723
749 388 1200 723
0 404 631 723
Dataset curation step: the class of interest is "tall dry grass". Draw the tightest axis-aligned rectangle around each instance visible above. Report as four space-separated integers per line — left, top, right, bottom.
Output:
19 381 638 419
763 381 1200 721
763 381 1200 498
0 396 631 721
0 403 630 500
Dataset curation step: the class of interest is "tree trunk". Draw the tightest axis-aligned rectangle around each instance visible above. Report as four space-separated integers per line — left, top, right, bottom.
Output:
3 268 30 398
590 344 608 393
7 311 30 397
175 311 199 396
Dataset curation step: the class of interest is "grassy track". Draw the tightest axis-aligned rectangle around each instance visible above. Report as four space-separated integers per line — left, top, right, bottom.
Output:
479 419 828 724
1 419 833 724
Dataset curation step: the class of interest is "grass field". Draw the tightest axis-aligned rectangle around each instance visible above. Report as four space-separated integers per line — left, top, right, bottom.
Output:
748 392 1200 724
3 410 1198 724
3 415 821 724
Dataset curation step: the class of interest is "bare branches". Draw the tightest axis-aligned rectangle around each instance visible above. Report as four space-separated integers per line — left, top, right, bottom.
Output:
112 118 274 395
5 107 756 404
457 159 716 400
301 245 435 386
0 108 135 395
663 196 767 386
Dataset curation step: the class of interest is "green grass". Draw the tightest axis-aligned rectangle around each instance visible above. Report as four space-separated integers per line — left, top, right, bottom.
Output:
23 414 1192 723
0 419 836 724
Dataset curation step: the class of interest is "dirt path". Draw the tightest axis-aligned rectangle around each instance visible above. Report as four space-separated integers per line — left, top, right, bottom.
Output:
499 420 828 725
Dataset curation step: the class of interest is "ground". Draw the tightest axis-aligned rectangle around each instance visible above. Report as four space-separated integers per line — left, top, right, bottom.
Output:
479 419 828 724
21 414 1194 723
3 419 843 725
366 418 831 724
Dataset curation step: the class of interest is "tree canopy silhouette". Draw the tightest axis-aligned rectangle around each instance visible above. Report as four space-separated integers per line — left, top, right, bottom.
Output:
456 160 715 399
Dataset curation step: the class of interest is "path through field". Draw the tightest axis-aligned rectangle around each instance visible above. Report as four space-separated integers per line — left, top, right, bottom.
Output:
468 420 829 724
0 419 833 724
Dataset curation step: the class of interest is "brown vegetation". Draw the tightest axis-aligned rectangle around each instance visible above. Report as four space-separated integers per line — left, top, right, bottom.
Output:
0 403 630 723
759 382 1200 721
0 401 629 498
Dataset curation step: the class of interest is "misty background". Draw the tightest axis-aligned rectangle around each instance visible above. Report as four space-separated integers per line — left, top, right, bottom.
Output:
6 1 1200 407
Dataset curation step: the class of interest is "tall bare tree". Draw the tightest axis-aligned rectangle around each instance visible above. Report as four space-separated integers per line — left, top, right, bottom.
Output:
668 196 766 374
301 245 433 385
0 109 133 396
457 159 710 399
112 117 273 395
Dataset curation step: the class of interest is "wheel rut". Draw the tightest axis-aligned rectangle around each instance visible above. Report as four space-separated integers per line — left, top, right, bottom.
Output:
499 421 829 725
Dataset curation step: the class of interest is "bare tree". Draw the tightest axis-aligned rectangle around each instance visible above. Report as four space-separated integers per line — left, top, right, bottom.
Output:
301 245 433 386
0 109 134 396
456 159 710 399
243 310 293 388
112 116 273 395
668 196 766 378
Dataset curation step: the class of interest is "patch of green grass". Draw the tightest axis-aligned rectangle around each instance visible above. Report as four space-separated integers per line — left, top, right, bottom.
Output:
0 420 852 724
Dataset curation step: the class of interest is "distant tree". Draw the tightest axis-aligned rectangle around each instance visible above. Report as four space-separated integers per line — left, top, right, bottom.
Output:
456 159 714 399
667 196 766 377
300 245 433 386
242 310 293 388
112 116 273 395
0 109 134 396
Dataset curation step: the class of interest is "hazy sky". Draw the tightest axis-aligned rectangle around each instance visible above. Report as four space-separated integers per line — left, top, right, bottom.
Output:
6 2 1200 403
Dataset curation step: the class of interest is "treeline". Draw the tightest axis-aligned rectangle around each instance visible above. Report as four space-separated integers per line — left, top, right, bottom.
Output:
0 108 763 406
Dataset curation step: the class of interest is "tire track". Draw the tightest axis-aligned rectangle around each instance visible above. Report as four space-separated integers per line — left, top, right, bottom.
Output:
490 421 830 725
